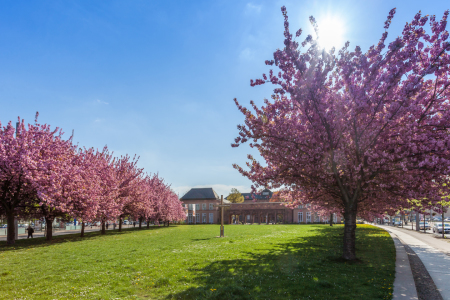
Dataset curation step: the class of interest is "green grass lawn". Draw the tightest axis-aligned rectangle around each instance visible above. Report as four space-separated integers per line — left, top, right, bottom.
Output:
0 224 395 300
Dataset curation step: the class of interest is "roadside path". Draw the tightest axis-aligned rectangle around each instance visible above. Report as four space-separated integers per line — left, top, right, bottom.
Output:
0 224 139 241
377 224 450 300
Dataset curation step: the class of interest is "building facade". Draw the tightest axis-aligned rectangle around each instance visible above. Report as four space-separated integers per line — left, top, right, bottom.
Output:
180 187 341 224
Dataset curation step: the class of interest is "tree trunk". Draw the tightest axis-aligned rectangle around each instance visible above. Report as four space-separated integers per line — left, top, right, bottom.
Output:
330 213 333 227
80 222 85 237
415 211 420 231
139 217 142 229
147 219 150 229
101 220 106 235
6 212 16 245
167 221 169 227
342 204 357 261
118 218 122 232
46 217 54 241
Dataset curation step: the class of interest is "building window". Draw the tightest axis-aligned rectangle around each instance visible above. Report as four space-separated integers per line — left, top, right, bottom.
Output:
209 213 214 224
196 214 200 224
202 213 207 223
182 203 185 208
247 215 251 221
188 213 193 224
333 214 337 223
315 215 320 222
209 203 214 210
298 205 303 209
306 212 311 223
298 212 303 223
202 203 206 210
195 204 200 211
188 204 193 210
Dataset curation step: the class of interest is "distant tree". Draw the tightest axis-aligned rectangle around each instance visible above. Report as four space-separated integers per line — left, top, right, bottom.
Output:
227 188 244 203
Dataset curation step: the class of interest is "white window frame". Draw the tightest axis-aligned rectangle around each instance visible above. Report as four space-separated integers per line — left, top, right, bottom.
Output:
202 203 206 210
195 204 200 211
306 212 311 223
298 212 303 223
209 213 214 224
209 203 214 210
333 214 337 223
188 204 193 210
196 214 200 224
202 213 207 223
188 213 193 224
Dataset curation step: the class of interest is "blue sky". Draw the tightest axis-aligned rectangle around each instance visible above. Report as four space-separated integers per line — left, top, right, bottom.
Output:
0 0 448 197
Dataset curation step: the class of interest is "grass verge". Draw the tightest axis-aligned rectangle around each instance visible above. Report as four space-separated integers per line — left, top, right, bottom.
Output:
0 224 395 299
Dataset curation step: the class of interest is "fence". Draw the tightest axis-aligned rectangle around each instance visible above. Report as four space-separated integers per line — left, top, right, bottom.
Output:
0 228 25 236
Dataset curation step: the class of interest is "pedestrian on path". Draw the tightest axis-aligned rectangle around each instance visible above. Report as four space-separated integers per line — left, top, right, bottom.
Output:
113 222 116 230
27 225 34 238
106 222 109 230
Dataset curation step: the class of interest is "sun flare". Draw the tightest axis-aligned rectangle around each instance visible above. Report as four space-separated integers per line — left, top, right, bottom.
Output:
315 16 345 51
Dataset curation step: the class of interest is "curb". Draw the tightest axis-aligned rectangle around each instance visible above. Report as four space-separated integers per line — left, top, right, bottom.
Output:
387 231 418 299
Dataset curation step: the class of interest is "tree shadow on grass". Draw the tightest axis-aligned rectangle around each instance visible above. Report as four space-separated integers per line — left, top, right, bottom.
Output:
0 225 176 252
165 225 395 300
191 238 213 242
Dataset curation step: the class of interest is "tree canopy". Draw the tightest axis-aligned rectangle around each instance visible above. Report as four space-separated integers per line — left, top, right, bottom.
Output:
0 114 186 244
227 188 244 203
233 7 450 260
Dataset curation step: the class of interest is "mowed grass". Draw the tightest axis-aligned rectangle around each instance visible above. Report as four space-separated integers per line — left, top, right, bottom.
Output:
0 224 395 300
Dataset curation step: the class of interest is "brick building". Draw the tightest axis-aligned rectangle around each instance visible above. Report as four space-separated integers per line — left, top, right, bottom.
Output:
180 187 341 224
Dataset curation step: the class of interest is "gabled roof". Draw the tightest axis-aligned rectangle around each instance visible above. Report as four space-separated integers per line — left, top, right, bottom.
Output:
180 188 220 200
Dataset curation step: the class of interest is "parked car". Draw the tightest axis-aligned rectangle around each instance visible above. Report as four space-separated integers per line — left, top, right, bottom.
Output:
393 221 402 226
433 223 450 234
123 220 129 225
0 224 7 228
445 217 450 222
419 222 430 230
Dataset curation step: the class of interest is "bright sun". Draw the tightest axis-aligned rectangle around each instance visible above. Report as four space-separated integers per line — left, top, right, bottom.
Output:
315 16 345 51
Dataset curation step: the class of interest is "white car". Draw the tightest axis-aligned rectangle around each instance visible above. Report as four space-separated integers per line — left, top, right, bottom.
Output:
433 223 450 234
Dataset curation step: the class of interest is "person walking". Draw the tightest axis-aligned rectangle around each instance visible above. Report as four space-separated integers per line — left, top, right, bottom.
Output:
27 225 34 238
113 222 116 230
106 222 109 230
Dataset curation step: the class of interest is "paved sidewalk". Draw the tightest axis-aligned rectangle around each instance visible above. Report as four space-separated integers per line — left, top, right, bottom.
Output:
386 225 450 255
0 225 138 241
379 225 450 300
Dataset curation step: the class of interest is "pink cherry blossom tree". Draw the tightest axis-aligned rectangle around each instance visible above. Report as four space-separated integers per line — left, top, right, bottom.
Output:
233 7 450 260
68 148 103 237
0 114 75 244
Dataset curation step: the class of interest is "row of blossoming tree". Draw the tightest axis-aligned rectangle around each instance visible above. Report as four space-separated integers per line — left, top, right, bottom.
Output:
0 114 186 245
233 7 450 260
